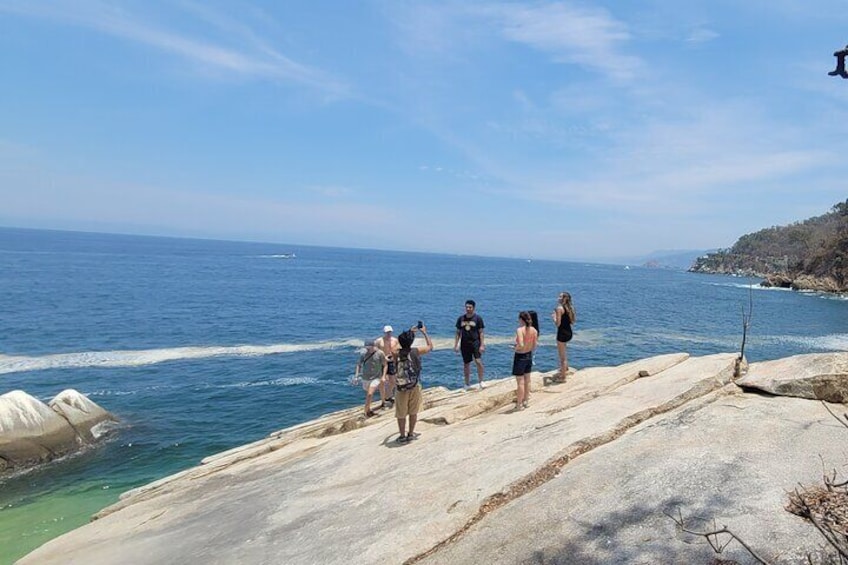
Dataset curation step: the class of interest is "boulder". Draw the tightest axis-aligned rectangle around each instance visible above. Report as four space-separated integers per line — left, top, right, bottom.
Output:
0 389 117 475
760 274 792 288
0 390 80 469
50 389 117 442
735 352 848 402
791 274 844 292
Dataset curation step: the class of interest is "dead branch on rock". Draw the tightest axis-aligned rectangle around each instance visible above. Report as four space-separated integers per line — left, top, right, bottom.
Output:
735 285 754 378
670 399 848 564
787 485 848 560
822 401 848 431
668 509 773 565
782 404 848 562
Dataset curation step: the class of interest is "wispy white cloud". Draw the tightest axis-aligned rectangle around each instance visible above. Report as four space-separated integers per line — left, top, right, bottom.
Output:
383 1 641 81
686 27 719 44
461 90 836 220
0 0 348 96
488 2 642 82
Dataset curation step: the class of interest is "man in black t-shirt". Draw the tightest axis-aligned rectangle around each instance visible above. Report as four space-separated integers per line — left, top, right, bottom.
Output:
454 299 486 390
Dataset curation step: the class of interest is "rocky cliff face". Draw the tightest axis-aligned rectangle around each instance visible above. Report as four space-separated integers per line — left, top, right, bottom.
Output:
690 200 848 293
0 389 117 476
17 352 848 565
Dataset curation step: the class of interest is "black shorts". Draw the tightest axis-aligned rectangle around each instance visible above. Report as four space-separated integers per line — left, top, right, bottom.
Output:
512 351 533 376
556 326 573 343
460 343 481 364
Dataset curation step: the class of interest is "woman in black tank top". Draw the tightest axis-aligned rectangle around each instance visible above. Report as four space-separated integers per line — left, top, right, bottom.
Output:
552 292 575 381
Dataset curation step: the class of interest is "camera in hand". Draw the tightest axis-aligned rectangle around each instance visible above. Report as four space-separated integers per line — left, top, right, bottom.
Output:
417 320 423 329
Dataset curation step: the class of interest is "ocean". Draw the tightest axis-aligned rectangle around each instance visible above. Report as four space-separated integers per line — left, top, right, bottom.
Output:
1 227 846 563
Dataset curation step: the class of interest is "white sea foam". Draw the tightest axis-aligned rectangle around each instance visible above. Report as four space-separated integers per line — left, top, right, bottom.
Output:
766 333 848 351
210 377 318 389
0 339 363 376
707 282 787 292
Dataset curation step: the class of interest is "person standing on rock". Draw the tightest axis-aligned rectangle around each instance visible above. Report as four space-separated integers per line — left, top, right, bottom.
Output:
512 311 538 410
354 339 388 417
454 300 486 390
395 325 432 444
375 325 400 407
552 291 576 381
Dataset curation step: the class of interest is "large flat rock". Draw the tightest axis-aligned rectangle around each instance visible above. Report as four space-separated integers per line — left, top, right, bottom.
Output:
20 352 847 564
419 389 844 564
736 352 848 402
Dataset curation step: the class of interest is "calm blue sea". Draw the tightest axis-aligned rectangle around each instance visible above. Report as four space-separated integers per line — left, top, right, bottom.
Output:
1 227 847 562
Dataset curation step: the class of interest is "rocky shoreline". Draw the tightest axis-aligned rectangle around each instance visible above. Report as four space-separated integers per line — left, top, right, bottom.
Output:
689 264 848 293
15 351 848 565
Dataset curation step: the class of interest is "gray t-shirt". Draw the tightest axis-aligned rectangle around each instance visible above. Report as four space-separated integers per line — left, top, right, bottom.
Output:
359 349 386 381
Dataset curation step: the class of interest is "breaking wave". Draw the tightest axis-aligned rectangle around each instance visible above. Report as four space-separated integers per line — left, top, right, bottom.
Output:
765 333 848 351
0 339 363 376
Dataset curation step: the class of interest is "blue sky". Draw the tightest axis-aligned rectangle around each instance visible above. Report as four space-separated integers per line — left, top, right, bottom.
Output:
1 1 847 260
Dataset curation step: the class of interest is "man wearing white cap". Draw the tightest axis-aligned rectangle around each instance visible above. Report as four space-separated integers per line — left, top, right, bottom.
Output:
375 324 400 407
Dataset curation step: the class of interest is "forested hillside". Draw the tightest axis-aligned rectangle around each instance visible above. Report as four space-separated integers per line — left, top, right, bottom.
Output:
690 199 848 292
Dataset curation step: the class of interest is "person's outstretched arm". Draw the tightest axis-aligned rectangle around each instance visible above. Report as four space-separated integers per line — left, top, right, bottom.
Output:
418 326 434 354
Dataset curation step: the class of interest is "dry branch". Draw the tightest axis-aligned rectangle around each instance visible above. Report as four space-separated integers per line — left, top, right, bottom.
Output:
668 509 773 565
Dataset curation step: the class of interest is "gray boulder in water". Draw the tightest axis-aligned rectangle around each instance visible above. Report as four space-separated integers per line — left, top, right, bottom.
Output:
0 389 117 475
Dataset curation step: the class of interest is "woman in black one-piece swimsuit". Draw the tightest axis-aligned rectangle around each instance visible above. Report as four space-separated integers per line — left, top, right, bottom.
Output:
552 292 576 381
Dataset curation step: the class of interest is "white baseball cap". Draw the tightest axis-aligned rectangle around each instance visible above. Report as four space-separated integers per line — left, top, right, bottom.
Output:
383 325 393 333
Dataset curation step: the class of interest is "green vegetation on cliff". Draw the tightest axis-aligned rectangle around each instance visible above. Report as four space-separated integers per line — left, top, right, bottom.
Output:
690 199 848 291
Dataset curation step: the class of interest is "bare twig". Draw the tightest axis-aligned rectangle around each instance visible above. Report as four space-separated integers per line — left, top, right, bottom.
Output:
668 509 774 564
789 487 848 558
822 401 848 430
736 285 754 378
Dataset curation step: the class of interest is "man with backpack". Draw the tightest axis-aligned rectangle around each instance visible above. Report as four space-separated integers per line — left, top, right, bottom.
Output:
394 325 432 444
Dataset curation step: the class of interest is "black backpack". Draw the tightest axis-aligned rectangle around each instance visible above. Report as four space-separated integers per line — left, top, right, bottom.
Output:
396 349 421 391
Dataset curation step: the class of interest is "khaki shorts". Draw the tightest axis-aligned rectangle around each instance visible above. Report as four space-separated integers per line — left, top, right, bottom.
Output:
361 378 381 393
395 384 422 419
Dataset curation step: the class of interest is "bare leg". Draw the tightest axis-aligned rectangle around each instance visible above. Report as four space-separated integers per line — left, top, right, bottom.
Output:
463 363 471 387
515 376 525 408
397 418 406 438
364 390 373 415
523 374 531 404
557 341 568 379
475 358 485 385
408 414 417 436
387 375 396 400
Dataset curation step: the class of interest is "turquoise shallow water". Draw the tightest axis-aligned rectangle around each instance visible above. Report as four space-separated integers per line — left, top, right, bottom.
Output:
1 227 847 563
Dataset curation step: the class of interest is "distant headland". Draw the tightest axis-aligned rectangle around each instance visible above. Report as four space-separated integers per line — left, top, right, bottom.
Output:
690 199 848 292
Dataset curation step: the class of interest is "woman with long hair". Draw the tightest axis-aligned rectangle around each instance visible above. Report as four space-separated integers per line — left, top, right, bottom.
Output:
552 292 576 382
512 311 538 410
